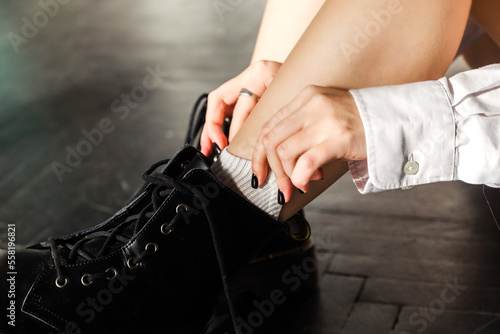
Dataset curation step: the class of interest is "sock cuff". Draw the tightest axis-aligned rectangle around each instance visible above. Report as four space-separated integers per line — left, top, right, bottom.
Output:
212 148 282 219
212 149 252 183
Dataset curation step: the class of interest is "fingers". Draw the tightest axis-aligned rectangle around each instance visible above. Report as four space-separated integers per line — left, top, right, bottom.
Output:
252 86 320 199
201 60 282 155
291 143 332 193
276 127 316 178
229 61 281 140
201 81 239 155
262 144 295 204
252 107 303 202
200 125 227 156
265 119 328 193
252 85 362 197
310 168 324 181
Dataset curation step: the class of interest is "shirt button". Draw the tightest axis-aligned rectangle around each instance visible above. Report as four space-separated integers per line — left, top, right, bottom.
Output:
404 161 419 175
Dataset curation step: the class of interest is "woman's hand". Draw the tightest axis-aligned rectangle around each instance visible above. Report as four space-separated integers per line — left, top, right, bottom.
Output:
252 85 366 202
200 60 282 156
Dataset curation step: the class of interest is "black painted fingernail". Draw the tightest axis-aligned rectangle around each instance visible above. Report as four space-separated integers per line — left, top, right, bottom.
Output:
213 143 221 155
298 189 305 194
277 189 284 205
251 173 258 189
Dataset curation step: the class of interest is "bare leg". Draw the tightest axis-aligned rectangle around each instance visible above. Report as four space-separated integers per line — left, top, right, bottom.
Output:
228 0 472 220
463 34 500 68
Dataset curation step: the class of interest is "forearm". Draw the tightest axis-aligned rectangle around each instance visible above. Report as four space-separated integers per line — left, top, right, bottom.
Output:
251 0 325 63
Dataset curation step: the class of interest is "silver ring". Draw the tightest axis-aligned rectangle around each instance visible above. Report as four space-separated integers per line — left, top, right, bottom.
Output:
239 88 260 102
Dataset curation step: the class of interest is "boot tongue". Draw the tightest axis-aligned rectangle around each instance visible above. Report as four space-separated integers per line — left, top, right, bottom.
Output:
66 223 136 263
177 152 213 180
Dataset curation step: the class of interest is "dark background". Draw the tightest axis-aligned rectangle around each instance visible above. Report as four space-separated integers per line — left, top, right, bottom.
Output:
1 1 500 333
0 0 263 245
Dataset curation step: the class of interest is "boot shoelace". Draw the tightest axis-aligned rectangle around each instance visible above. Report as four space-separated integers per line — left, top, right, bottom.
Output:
47 158 243 333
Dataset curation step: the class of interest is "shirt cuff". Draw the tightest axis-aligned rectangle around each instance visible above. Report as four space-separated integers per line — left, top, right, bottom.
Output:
348 80 455 194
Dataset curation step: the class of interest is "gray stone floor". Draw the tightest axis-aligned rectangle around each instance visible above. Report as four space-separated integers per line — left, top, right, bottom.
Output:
1 1 500 333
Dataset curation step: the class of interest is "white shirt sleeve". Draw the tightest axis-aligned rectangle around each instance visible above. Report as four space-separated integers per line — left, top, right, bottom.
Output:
348 64 500 194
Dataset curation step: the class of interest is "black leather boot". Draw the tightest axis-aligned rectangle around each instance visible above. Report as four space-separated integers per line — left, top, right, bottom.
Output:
185 95 318 333
0 146 312 334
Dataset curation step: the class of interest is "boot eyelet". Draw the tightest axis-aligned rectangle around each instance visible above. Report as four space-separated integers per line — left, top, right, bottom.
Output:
176 204 189 213
127 257 140 270
180 160 190 169
81 273 94 286
145 242 158 254
161 223 173 235
55 277 68 288
106 267 118 280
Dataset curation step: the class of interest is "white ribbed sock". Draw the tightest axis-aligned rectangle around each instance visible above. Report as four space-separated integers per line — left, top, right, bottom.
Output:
211 148 282 220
